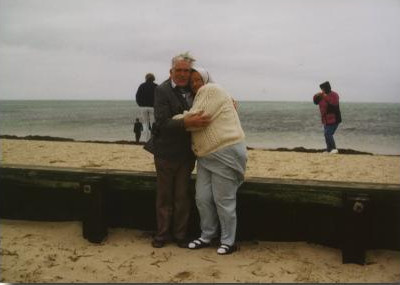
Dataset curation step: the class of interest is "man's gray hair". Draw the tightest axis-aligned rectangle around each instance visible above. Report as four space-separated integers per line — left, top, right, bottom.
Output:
171 52 196 68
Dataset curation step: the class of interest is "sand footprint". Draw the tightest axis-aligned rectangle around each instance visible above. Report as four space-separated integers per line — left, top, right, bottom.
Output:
171 271 193 282
49 160 66 164
82 161 103 168
44 253 58 268
203 266 221 280
150 251 172 268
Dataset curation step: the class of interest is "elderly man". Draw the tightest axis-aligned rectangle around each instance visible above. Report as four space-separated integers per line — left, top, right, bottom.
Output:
151 53 211 248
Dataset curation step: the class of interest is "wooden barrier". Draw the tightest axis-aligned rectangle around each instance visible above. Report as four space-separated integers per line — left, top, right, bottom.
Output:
1 164 399 264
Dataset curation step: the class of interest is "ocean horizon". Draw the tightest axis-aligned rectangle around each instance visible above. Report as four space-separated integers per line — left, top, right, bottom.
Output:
1 100 399 155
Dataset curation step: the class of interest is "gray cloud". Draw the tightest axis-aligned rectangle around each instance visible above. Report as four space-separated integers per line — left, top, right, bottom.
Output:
0 0 399 102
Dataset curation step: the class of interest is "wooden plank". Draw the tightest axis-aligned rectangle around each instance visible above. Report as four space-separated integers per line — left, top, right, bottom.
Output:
1 163 399 252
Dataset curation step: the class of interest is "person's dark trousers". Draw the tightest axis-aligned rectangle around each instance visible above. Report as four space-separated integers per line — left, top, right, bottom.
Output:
154 156 195 242
324 123 339 151
135 132 141 143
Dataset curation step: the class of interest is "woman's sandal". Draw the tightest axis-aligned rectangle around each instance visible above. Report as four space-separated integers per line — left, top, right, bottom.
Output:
217 244 237 255
188 238 210 249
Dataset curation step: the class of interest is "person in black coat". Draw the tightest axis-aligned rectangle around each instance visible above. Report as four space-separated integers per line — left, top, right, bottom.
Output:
136 73 157 107
135 73 157 141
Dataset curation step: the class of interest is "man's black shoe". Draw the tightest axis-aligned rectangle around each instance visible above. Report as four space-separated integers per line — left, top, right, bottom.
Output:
151 239 165 248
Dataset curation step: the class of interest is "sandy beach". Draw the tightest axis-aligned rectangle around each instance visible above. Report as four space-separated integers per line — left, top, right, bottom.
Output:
1 219 400 283
1 138 400 283
1 138 400 184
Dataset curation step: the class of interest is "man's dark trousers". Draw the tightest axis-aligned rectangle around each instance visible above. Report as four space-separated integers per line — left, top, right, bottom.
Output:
154 156 195 242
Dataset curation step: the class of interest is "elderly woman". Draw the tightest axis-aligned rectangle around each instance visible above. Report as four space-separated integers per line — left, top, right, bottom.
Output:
173 67 247 255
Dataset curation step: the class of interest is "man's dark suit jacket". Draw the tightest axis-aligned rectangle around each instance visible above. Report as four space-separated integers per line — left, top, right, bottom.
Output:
152 79 194 160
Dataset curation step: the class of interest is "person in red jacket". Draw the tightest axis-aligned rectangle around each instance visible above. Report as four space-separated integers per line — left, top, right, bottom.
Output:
313 81 342 154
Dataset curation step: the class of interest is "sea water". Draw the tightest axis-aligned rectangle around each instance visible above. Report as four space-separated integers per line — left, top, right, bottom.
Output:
0 100 399 155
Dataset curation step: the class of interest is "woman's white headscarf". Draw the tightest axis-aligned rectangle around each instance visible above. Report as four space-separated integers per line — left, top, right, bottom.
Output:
192 66 214 84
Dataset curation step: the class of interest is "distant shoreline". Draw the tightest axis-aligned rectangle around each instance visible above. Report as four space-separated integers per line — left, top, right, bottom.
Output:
0 134 380 156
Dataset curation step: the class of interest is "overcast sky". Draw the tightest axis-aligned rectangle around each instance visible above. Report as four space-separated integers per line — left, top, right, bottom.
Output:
0 0 399 102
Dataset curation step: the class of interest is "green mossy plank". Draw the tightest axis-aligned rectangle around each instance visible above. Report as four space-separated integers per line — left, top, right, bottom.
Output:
1 164 399 207
1 164 399 250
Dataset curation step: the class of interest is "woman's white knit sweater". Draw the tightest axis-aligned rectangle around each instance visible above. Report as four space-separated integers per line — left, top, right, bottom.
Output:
173 83 245 157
